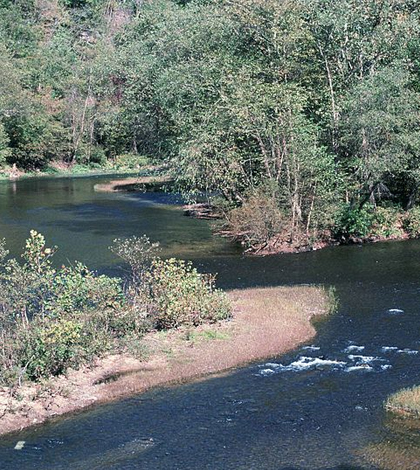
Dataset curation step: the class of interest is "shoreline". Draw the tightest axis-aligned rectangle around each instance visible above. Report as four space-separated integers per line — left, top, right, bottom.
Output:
94 174 173 192
0 170 415 257
0 285 331 437
385 386 420 418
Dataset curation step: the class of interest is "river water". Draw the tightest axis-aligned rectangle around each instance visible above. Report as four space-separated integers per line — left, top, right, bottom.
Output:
1 175 420 469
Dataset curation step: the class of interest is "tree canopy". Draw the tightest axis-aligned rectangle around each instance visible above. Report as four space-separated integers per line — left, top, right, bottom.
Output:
1 0 420 248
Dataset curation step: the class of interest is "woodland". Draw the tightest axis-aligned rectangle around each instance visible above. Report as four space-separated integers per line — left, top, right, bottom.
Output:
1 0 420 249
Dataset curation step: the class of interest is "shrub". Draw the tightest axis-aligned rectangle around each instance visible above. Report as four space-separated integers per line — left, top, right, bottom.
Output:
225 189 286 249
0 232 128 384
22 318 85 380
46 262 124 317
0 232 231 385
108 153 149 170
146 258 231 329
110 235 160 284
333 204 374 239
371 206 403 238
403 207 420 238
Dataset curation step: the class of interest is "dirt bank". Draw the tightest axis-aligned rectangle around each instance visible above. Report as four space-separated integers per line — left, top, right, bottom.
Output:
0 285 331 437
94 174 173 192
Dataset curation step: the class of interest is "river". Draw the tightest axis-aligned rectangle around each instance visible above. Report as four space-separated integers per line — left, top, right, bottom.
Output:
1 175 420 469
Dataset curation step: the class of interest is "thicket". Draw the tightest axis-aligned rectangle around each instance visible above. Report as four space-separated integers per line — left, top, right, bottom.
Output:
1 0 420 248
0 231 231 386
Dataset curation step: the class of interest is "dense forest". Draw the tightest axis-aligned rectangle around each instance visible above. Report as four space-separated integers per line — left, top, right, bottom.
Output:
2 0 420 250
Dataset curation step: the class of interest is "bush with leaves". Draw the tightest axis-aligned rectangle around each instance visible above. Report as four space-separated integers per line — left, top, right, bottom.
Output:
0 231 127 385
146 258 231 330
110 235 161 284
333 204 375 240
0 232 231 386
403 207 420 238
371 206 404 239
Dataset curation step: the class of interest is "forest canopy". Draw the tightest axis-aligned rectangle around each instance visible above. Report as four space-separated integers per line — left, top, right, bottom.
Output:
1 0 420 249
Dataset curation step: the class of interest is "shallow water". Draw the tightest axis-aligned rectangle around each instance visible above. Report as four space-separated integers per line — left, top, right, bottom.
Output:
1 176 420 469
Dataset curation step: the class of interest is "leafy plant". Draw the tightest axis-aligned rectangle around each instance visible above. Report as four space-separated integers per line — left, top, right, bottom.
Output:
334 204 374 239
146 258 231 329
403 207 420 238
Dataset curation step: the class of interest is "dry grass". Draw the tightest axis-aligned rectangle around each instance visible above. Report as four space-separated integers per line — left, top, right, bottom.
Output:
359 441 420 470
0 285 331 436
385 386 420 417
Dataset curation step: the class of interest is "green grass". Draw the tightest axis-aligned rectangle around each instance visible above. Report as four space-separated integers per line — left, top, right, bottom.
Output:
184 329 230 343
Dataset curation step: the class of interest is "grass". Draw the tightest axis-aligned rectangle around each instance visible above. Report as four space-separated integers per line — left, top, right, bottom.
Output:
184 329 231 343
385 386 420 417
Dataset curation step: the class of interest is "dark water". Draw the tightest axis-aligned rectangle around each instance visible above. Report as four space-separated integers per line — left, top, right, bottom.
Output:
0 174 239 271
1 176 420 469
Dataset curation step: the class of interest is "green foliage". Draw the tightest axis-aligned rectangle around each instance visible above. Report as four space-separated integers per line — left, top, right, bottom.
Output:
0 0 420 246
403 207 420 238
22 318 84 379
334 205 374 239
110 235 160 283
146 258 231 329
371 206 404 239
0 122 11 166
0 232 231 385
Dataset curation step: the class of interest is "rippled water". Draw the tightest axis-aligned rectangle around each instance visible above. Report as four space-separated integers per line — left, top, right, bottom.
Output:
1 176 420 469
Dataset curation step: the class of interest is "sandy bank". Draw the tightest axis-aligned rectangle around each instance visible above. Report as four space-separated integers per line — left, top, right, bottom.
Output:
0 285 331 437
385 386 420 418
94 174 173 192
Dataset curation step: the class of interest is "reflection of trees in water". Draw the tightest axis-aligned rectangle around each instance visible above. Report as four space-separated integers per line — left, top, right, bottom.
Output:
358 415 420 470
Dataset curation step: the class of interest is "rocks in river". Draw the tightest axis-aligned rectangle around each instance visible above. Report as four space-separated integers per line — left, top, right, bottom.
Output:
381 346 418 355
259 369 276 376
347 355 379 364
381 346 399 352
397 348 418 355
257 356 346 375
257 345 396 376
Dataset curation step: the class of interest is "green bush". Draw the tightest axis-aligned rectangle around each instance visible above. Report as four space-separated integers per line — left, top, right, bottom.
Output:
371 206 403 238
22 318 84 380
403 207 420 238
108 154 149 171
146 258 231 329
334 204 374 239
110 235 160 284
47 262 124 316
0 232 128 384
0 232 232 385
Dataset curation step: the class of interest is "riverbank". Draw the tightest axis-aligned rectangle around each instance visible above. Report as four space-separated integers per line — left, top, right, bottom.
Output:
0 285 331 437
94 174 173 192
385 386 420 417
0 155 152 181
